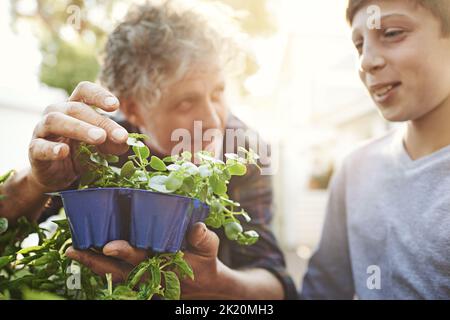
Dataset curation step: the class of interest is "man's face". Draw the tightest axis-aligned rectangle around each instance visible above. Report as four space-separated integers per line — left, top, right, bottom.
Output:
352 0 450 122
132 61 228 156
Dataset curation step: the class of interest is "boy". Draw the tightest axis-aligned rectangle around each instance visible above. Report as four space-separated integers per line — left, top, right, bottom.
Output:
300 0 450 299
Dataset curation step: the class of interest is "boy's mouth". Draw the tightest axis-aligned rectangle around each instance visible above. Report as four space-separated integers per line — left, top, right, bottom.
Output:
370 82 402 102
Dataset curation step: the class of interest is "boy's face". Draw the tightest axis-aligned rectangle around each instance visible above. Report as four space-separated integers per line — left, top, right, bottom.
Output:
352 0 450 122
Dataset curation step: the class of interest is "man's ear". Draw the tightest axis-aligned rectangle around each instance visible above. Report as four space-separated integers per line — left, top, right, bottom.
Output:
120 98 140 127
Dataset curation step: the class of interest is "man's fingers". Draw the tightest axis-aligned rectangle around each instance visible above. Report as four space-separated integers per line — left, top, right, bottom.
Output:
29 138 70 161
103 240 148 266
69 81 120 112
97 140 130 156
43 102 129 145
34 112 107 145
65 246 130 283
187 223 220 258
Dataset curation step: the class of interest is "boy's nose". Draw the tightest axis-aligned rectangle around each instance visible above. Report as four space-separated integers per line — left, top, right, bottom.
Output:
359 45 386 74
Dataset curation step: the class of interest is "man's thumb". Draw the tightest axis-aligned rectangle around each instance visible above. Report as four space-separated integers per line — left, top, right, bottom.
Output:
187 222 219 257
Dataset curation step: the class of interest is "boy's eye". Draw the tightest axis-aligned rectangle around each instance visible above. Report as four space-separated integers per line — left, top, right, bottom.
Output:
383 28 405 38
354 41 363 55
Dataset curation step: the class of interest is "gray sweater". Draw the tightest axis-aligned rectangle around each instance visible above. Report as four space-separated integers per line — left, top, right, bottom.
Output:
300 128 450 299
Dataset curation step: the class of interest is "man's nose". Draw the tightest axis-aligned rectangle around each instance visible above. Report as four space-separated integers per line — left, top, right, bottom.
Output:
198 99 222 130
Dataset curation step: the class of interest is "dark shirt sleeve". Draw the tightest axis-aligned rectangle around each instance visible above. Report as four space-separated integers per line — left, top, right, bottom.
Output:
226 164 298 300
299 165 355 300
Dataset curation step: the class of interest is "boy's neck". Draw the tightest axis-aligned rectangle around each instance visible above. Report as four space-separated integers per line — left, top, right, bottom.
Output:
404 95 450 160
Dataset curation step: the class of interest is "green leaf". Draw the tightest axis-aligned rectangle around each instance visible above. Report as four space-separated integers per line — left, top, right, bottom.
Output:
198 165 212 178
167 164 181 171
89 154 108 167
0 217 8 234
105 155 119 164
209 175 227 196
17 245 44 255
224 222 243 241
237 230 259 245
165 172 183 192
180 176 194 194
31 251 59 266
110 166 121 176
163 155 178 163
204 212 223 229
198 184 208 202
149 156 167 171
181 151 192 161
128 133 150 140
22 288 65 300
79 171 97 186
173 255 194 280
120 161 136 179
0 255 13 269
128 262 148 289
227 161 247 176
149 176 171 193
51 219 69 229
244 230 259 238
148 262 161 290
163 271 180 300
133 145 150 160
181 162 199 176
112 285 138 300
127 137 146 147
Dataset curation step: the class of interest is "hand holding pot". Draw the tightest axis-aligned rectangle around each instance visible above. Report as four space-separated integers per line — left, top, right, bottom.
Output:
65 222 233 299
28 81 129 192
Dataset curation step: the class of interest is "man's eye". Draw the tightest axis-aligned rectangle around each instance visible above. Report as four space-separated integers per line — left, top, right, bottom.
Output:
211 90 224 101
177 101 192 111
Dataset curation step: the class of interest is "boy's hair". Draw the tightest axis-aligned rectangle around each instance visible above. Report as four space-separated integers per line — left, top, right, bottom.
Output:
346 0 450 36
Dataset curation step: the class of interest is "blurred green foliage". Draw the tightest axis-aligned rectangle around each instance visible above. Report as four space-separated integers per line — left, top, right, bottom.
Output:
10 0 276 95
39 38 100 95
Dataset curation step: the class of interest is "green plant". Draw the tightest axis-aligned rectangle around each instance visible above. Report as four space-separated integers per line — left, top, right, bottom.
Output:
0 134 260 300
0 216 192 300
77 133 260 246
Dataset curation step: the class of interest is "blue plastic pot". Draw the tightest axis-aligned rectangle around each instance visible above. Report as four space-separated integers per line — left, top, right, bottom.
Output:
129 190 210 252
59 188 126 250
58 188 209 252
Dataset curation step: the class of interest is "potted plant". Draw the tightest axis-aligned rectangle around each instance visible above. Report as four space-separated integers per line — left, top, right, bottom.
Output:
0 134 261 300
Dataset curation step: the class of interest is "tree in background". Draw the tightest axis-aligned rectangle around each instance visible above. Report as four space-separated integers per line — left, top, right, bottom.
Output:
10 0 277 95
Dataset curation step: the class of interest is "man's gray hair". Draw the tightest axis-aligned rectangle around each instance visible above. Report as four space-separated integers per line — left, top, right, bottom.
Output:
100 0 249 107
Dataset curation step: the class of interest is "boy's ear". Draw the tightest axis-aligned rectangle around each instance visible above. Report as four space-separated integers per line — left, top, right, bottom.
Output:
120 98 140 127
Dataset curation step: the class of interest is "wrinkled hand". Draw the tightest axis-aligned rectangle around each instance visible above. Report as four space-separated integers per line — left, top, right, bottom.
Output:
65 222 230 299
29 81 129 192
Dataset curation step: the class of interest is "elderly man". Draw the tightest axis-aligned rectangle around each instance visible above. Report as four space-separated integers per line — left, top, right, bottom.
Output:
0 1 296 299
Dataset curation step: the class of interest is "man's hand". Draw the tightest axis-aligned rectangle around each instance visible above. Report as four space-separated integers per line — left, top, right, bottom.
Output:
28 81 129 193
65 223 235 299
